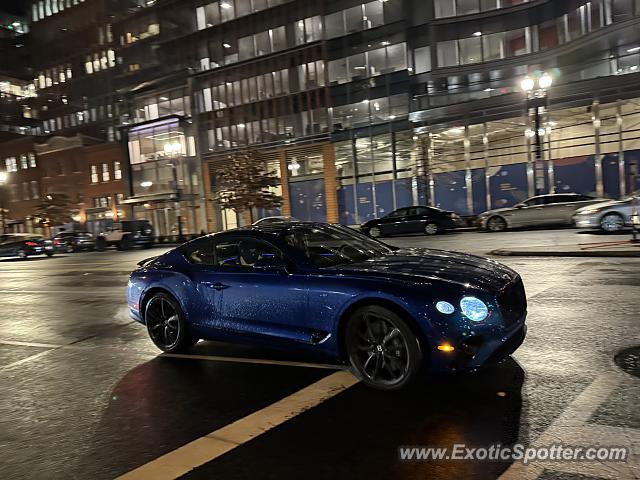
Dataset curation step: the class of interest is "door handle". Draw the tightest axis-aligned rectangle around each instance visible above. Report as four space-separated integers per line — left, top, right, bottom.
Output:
211 282 229 291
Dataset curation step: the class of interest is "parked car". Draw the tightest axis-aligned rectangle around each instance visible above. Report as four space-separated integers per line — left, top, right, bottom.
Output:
127 222 527 390
478 193 605 232
53 231 96 253
360 206 460 237
0 234 55 259
95 220 154 251
253 216 299 226
573 190 640 233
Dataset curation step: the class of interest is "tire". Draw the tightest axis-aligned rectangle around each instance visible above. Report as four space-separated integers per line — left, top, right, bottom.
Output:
144 292 197 353
65 243 75 254
142 242 154 249
45 252 54 257
368 226 382 238
18 249 28 260
118 235 134 251
95 237 107 252
487 216 507 232
600 213 624 233
424 222 439 235
345 305 422 391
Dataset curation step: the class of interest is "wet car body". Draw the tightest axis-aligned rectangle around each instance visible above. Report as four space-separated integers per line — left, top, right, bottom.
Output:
360 206 460 237
127 222 527 389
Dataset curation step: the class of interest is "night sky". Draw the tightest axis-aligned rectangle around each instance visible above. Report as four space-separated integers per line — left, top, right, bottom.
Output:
1 0 27 16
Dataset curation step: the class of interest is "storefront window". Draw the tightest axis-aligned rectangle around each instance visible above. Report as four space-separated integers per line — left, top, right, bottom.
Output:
437 40 458 67
459 37 482 64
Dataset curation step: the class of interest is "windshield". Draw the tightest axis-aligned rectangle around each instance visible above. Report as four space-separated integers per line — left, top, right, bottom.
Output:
281 224 393 267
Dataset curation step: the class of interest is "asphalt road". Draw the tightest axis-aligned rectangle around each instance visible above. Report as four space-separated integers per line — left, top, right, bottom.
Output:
0 229 639 480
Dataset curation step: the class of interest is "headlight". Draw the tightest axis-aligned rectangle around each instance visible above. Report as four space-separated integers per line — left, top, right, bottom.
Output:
460 296 489 322
578 208 600 215
435 301 455 314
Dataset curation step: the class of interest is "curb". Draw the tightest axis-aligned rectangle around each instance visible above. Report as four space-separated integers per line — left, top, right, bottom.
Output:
490 249 640 257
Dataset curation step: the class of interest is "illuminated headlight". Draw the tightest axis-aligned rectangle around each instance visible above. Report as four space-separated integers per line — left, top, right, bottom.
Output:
460 296 489 322
435 301 455 314
578 208 600 215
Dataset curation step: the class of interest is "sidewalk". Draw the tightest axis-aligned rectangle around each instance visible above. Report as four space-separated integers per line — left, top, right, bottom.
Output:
491 239 640 257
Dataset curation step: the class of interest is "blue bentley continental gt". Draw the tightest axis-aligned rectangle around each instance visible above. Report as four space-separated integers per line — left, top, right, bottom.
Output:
127 222 527 390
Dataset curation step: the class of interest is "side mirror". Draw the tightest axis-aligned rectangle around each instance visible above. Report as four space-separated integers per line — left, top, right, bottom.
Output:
253 255 288 273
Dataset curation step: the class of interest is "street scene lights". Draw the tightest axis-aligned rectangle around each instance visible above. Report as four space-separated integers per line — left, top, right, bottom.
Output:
0 170 8 234
522 72 554 195
163 141 185 242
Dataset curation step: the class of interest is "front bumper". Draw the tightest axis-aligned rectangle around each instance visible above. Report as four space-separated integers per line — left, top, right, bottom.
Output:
430 316 527 372
573 213 600 229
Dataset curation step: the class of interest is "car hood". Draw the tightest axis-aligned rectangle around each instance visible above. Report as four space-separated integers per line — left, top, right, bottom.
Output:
478 207 517 217
324 248 518 292
575 199 629 212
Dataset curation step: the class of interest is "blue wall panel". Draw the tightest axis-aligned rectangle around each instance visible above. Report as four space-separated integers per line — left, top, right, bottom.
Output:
602 154 621 199
289 179 327 222
488 164 529 208
553 156 596 196
337 184 356 225
395 177 414 208
355 183 375 222
434 170 469 215
471 168 487 214
373 181 394 218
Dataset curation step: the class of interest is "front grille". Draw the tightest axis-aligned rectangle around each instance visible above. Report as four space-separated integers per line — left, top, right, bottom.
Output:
497 277 527 327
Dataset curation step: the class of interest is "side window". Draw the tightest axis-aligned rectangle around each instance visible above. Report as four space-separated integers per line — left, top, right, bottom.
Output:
388 208 409 217
214 238 282 269
523 197 543 206
410 207 429 216
182 238 215 265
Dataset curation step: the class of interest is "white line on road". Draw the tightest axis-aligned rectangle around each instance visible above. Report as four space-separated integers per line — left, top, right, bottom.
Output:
116 370 358 480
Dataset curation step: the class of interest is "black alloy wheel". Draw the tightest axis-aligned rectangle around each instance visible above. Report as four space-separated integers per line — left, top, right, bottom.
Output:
144 293 197 353
65 242 75 253
346 305 422 390
424 222 439 235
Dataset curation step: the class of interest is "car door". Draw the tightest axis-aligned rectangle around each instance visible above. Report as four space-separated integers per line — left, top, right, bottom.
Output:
378 208 410 235
403 207 430 233
509 196 549 227
537 195 581 225
0 235 19 256
553 194 596 224
204 236 312 343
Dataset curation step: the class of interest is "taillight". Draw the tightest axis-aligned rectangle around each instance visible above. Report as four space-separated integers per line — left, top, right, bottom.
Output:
24 241 39 247
53 239 61 245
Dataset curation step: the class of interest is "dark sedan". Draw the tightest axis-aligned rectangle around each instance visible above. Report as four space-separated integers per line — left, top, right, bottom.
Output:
127 222 527 390
0 234 55 259
53 231 96 253
361 206 460 238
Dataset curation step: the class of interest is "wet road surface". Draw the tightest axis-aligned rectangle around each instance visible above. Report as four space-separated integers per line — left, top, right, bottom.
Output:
0 229 638 480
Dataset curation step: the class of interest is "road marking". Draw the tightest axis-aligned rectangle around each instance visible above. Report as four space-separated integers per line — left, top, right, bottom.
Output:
117 370 358 480
162 352 347 370
1 346 63 370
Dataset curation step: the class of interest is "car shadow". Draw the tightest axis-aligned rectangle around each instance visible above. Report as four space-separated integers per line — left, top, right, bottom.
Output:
576 229 632 236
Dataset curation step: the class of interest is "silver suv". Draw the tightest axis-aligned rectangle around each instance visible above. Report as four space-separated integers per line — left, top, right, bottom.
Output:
479 193 605 232
573 191 640 233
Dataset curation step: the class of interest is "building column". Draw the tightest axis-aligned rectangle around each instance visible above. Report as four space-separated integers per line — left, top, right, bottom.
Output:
617 100 626 196
278 151 291 216
464 125 473 215
593 101 604 198
322 143 339 223
202 160 218 233
483 126 491 211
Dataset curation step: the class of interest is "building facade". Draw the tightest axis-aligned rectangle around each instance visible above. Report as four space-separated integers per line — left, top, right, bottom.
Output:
5 0 640 234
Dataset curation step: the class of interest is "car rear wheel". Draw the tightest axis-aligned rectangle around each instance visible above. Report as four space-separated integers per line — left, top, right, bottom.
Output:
118 235 134 251
345 305 422 391
65 243 75 253
145 293 197 353
600 213 624 233
18 249 28 260
368 227 382 238
487 216 507 232
95 237 107 251
424 222 439 235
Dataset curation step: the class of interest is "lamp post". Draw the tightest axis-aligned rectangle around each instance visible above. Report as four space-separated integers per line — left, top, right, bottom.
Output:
0 171 7 234
522 73 553 195
163 142 185 242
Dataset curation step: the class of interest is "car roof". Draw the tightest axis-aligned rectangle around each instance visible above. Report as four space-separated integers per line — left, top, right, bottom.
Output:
206 221 341 238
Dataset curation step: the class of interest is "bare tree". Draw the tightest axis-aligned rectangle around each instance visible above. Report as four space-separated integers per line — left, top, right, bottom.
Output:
32 193 75 227
214 150 282 224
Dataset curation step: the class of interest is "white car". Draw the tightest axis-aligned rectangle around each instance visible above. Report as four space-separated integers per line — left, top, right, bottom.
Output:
573 191 640 233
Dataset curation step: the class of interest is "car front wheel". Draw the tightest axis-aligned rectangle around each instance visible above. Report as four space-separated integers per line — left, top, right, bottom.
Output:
144 292 197 353
600 213 624 233
345 305 422 391
368 226 382 238
424 222 439 235
487 216 507 232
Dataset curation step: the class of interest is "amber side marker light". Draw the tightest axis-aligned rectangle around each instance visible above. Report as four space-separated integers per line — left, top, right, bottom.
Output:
437 344 455 352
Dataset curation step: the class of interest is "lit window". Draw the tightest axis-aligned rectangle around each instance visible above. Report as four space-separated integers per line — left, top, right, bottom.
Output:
28 153 37 168
114 161 122 180
85 59 94 74
5 157 18 172
102 163 110 182
107 50 116 67
91 165 99 183
20 155 28 169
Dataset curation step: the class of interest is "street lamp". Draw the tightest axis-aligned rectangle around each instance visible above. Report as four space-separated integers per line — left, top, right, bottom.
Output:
163 141 185 242
522 72 553 195
0 171 8 234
